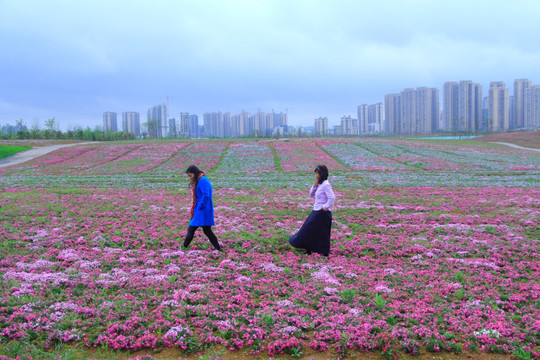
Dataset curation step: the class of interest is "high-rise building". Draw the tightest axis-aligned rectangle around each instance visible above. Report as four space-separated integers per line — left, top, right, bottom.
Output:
178 113 189 137
252 111 266 137
265 111 288 135
488 82 510 131
168 118 177 137
1 124 28 135
482 96 489 130
203 111 224 138
265 112 275 130
513 79 531 129
357 104 368 134
198 109 287 138
281 112 288 127
339 115 357 135
416 87 439 133
527 85 540 129
314 117 328 136
188 114 199 138
231 110 252 137
202 113 210 137
223 112 231 138
103 112 117 132
400 88 417 134
147 103 168 138
443 82 458 132
443 81 482 132
384 87 439 135
230 114 238 138
384 93 401 135
122 112 140 137
239 110 251 136
509 96 514 129
368 103 383 133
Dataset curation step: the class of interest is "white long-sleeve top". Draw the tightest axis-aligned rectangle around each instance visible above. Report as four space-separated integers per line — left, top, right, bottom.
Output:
309 180 335 211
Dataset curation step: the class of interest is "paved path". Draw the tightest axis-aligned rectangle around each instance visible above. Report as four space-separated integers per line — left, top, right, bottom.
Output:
0 142 94 168
490 142 540 153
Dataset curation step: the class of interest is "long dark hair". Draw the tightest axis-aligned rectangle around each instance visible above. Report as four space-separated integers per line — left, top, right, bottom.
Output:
185 165 204 187
314 164 329 184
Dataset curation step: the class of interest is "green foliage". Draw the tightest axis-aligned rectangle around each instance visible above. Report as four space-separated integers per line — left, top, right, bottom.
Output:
374 294 387 311
454 288 465 301
338 288 357 303
0 123 136 141
513 348 533 360
455 270 465 284
285 345 304 358
449 342 462 354
269 141 283 172
261 314 274 327
425 336 446 352
0 145 31 159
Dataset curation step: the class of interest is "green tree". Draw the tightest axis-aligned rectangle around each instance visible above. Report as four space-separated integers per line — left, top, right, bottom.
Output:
83 126 95 141
43 117 58 139
44 117 56 131
143 118 159 139
30 119 42 139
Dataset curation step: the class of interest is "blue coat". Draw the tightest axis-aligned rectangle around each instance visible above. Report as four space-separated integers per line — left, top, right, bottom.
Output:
189 176 215 226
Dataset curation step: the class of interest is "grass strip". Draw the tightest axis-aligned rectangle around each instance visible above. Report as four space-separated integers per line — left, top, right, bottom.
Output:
0 145 31 159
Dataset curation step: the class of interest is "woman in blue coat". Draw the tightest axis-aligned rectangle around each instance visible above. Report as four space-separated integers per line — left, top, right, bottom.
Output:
182 165 222 251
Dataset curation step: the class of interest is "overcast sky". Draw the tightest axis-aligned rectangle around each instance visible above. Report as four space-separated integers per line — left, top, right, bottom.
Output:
2 0 540 130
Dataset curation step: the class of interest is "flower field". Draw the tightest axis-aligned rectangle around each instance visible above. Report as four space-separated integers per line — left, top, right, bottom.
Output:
0 138 539 360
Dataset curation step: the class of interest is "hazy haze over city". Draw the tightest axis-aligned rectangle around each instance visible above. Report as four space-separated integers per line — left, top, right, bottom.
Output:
1 0 540 130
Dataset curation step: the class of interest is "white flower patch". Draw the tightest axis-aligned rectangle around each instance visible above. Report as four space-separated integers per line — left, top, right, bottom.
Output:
260 262 283 273
76 260 101 270
163 325 192 342
474 328 501 338
57 249 81 261
279 326 298 335
311 266 341 286
276 299 293 307
348 308 363 316
325 287 339 295
160 299 182 307
374 284 394 293
16 260 55 270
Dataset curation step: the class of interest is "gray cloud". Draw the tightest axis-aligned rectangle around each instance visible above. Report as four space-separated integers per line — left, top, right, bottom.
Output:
1 0 540 129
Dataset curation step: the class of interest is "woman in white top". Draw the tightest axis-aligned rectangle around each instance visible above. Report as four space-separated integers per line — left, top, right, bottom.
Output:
289 165 336 256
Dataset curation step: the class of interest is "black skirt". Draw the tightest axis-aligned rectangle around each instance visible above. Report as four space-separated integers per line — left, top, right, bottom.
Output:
289 210 332 256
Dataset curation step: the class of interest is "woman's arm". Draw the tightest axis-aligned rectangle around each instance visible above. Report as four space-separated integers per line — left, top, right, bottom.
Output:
310 183 318 197
197 178 211 209
321 182 335 210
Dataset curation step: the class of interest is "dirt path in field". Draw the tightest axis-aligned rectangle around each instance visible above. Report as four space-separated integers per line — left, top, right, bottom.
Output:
0 142 95 168
490 142 540 152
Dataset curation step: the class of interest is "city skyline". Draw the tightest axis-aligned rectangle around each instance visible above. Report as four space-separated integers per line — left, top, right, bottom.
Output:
2 1 540 130
6 76 540 133
97 76 538 138
6 74 540 137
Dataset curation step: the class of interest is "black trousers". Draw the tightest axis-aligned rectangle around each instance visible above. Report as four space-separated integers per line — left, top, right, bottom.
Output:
183 225 221 251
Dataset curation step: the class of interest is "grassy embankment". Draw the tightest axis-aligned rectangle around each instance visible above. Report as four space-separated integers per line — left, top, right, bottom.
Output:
0 145 31 159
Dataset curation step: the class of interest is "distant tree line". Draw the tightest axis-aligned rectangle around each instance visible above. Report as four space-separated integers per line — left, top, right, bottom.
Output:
0 118 136 141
